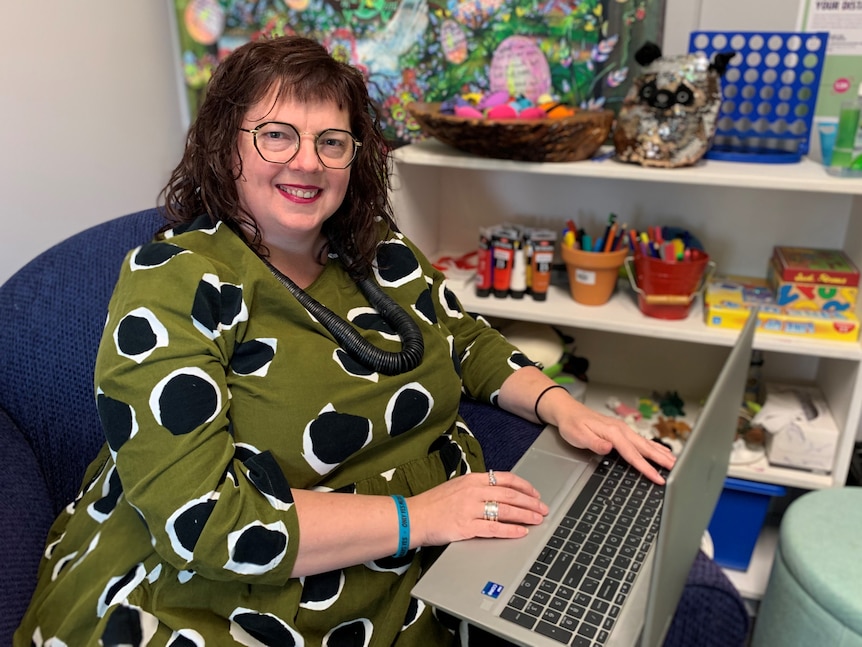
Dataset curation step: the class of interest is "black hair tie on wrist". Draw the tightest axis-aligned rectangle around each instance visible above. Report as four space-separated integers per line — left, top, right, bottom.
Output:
534 384 568 426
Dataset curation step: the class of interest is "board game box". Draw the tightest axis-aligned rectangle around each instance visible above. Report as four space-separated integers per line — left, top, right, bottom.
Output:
771 246 860 288
767 257 858 311
703 274 860 342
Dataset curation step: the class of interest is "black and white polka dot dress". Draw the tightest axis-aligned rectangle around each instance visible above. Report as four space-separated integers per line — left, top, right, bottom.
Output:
16 216 533 647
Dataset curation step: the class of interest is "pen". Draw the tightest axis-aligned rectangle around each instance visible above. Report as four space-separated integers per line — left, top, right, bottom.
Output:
612 223 627 252
603 222 618 252
599 213 616 251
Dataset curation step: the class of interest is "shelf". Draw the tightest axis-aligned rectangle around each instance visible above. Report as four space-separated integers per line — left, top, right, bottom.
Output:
393 140 862 196
581 384 842 490
728 458 834 490
392 137 862 494
448 273 862 362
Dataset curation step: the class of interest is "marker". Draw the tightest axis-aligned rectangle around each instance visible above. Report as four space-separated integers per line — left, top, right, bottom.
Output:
600 213 617 251
603 223 618 252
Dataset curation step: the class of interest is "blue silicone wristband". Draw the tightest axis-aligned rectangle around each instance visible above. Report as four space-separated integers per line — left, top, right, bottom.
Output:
392 494 410 558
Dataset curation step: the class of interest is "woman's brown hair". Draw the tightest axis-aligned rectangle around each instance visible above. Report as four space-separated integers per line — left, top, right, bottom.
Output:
159 35 395 278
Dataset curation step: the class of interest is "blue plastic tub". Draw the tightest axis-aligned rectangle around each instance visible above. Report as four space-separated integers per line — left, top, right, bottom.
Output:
708 477 786 571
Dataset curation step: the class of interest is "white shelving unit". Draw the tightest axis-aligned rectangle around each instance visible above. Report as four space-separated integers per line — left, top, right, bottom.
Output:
391 139 862 597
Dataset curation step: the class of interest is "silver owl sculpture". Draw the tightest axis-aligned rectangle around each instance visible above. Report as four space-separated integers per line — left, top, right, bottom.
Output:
614 42 734 168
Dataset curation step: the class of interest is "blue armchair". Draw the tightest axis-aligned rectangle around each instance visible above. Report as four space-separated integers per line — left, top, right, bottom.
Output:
0 209 749 646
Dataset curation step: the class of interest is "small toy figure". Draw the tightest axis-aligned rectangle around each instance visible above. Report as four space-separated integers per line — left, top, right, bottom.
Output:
606 396 642 422
614 42 734 168
653 416 692 441
654 390 686 417
638 396 659 419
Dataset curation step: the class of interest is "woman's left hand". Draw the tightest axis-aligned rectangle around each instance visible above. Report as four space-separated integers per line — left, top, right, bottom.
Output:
498 367 675 484
551 397 675 484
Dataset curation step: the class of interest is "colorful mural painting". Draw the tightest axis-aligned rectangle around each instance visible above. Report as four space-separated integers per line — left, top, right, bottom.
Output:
173 0 664 146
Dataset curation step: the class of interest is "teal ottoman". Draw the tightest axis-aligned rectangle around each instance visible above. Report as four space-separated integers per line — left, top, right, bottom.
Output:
752 486 862 647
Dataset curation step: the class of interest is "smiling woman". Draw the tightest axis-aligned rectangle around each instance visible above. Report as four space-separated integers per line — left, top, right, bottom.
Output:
14 35 672 647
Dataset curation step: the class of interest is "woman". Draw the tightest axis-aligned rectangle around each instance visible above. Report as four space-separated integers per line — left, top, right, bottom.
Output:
16 35 673 646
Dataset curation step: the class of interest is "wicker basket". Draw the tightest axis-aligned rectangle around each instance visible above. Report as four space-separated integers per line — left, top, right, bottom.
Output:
407 101 614 163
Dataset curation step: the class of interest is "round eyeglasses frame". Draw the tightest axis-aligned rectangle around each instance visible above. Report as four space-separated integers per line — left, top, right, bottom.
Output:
239 122 362 169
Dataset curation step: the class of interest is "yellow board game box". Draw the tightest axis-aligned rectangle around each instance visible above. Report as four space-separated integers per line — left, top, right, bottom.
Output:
704 275 860 342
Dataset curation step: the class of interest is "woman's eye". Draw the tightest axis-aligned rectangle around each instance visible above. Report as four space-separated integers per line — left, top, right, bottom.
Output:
675 84 694 105
640 82 656 100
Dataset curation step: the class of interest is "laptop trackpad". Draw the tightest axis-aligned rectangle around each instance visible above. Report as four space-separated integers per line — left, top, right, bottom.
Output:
513 447 591 508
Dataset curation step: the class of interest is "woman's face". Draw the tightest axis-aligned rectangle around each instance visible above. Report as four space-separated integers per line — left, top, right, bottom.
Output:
236 91 352 253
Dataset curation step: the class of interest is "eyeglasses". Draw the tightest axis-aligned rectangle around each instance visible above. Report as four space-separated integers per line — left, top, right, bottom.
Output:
239 122 362 169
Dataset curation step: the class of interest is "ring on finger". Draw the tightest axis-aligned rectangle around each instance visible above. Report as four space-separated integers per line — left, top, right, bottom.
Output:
483 500 499 522
488 470 497 487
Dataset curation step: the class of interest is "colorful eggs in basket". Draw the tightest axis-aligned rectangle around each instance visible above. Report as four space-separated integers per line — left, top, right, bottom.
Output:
440 92 577 121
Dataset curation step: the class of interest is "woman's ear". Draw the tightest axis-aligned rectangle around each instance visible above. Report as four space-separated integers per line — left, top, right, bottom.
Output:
710 51 736 76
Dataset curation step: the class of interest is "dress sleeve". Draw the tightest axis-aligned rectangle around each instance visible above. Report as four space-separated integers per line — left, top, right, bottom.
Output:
399 235 537 404
94 241 300 584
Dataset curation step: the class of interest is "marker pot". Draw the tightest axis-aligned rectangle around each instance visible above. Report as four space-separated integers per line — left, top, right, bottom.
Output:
561 246 628 305
625 250 713 319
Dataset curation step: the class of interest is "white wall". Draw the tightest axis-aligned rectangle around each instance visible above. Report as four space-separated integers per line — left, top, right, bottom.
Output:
663 0 801 55
0 1 185 283
0 0 802 284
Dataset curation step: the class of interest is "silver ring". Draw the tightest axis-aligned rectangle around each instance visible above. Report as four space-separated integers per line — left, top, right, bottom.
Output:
488 470 497 486
484 500 499 522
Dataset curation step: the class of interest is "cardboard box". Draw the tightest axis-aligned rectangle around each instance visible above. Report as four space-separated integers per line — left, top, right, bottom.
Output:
753 383 840 474
771 246 860 287
768 257 858 312
704 275 860 342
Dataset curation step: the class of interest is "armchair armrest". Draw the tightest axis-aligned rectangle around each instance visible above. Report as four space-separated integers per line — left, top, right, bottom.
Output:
0 407 54 645
458 397 543 472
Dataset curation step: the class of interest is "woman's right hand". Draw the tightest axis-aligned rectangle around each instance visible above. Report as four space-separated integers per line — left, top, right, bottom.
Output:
409 471 549 548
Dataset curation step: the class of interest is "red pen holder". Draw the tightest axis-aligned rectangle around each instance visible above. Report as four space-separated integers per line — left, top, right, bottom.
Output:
625 249 714 319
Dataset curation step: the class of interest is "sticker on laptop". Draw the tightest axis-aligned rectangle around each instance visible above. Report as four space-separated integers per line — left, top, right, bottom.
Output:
482 582 505 599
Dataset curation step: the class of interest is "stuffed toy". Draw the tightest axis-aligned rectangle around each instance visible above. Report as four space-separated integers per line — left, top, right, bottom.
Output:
613 42 734 168
497 321 589 398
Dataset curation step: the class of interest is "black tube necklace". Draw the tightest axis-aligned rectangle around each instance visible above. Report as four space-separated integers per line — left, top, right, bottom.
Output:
261 256 425 375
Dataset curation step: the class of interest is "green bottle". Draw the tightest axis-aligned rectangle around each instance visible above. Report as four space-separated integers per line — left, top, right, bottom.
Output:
829 83 862 175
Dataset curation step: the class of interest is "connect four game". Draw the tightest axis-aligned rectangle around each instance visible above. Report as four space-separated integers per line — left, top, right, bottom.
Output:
689 31 829 163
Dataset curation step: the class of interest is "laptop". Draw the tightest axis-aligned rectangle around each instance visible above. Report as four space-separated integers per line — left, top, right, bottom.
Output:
413 310 757 647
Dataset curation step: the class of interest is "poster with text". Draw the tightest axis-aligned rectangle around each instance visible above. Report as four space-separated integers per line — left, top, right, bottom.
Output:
799 0 862 119
173 0 664 146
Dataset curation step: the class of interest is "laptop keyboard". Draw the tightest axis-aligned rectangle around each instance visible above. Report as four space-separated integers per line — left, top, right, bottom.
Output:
500 451 669 646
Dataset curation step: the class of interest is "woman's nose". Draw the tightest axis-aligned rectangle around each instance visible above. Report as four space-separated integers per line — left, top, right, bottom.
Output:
289 137 324 171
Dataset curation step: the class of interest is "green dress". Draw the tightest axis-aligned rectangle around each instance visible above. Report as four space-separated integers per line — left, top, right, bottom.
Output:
16 216 532 647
